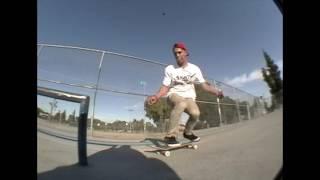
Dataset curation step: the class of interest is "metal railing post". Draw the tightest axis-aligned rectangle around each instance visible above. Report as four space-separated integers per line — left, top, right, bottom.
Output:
233 87 241 122
246 103 251 120
79 96 90 166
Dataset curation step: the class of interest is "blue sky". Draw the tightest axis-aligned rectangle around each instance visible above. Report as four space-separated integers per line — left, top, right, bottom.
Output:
37 0 282 123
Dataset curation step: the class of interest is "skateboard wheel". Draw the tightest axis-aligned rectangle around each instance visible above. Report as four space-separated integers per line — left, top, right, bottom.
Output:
164 151 170 157
193 145 198 150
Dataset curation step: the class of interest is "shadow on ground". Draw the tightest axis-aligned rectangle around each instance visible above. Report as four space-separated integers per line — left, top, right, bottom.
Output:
38 145 181 180
273 165 282 180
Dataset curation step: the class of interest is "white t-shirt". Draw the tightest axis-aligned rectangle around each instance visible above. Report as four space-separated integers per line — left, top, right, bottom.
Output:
162 62 206 100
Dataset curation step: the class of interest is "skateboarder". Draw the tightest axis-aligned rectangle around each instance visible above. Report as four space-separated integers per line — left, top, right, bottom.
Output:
147 42 224 147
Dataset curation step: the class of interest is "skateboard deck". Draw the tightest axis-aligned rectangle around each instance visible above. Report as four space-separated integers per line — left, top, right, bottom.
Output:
144 142 198 157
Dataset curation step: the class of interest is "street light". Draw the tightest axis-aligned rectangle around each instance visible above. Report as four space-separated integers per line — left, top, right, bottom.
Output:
139 80 147 98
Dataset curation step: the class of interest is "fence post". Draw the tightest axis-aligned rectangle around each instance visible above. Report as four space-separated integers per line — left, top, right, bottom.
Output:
233 87 241 122
256 97 263 117
90 51 105 136
246 103 251 120
213 80 223 126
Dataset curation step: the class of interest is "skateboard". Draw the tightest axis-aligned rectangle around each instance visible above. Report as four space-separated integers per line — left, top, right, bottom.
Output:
144 141 198 157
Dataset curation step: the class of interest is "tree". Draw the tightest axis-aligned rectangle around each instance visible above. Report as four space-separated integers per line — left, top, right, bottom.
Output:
131 119 145 132
37 107 45 117
92 118 106 130
261 51 283 110
49 99 58 121
220 97 239 124
68 110 77 126
144 98 172 132
111 120 127 131
53 111 61 122
238 101 249 120
61 110 66 122
145 122 156 132
195 83 221 127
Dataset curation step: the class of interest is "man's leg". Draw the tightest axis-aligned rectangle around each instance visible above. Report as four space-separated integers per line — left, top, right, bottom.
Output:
166 94 187 138
183 99 201 141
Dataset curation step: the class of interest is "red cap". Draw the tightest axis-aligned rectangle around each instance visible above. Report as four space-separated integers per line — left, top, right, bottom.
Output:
173 42 188 51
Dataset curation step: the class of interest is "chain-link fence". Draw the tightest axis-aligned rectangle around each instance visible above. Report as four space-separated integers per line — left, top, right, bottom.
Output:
37 44 268 139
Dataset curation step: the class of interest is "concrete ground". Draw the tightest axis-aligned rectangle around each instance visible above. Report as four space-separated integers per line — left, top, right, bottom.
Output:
38 108 282 180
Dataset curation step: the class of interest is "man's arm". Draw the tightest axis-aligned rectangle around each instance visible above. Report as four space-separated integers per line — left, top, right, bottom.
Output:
200 82 224 98
154 85 170 99
147 85 170 105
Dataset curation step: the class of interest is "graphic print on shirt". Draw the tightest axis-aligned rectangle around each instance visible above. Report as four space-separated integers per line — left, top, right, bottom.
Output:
172 72 199 86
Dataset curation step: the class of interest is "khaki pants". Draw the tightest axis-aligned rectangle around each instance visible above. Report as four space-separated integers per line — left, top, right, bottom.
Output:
166 93 200 138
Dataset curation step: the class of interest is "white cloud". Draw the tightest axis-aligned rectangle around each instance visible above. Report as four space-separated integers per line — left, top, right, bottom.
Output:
124 102 144 111
224 69 263 87
224 59 283 87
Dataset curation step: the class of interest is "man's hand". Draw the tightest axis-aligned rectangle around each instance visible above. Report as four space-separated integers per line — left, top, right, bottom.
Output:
147 95 159 105
201 83 224 99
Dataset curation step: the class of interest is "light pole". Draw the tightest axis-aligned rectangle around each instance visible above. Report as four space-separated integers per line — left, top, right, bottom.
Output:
140 81 147 99
140 80 147 132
